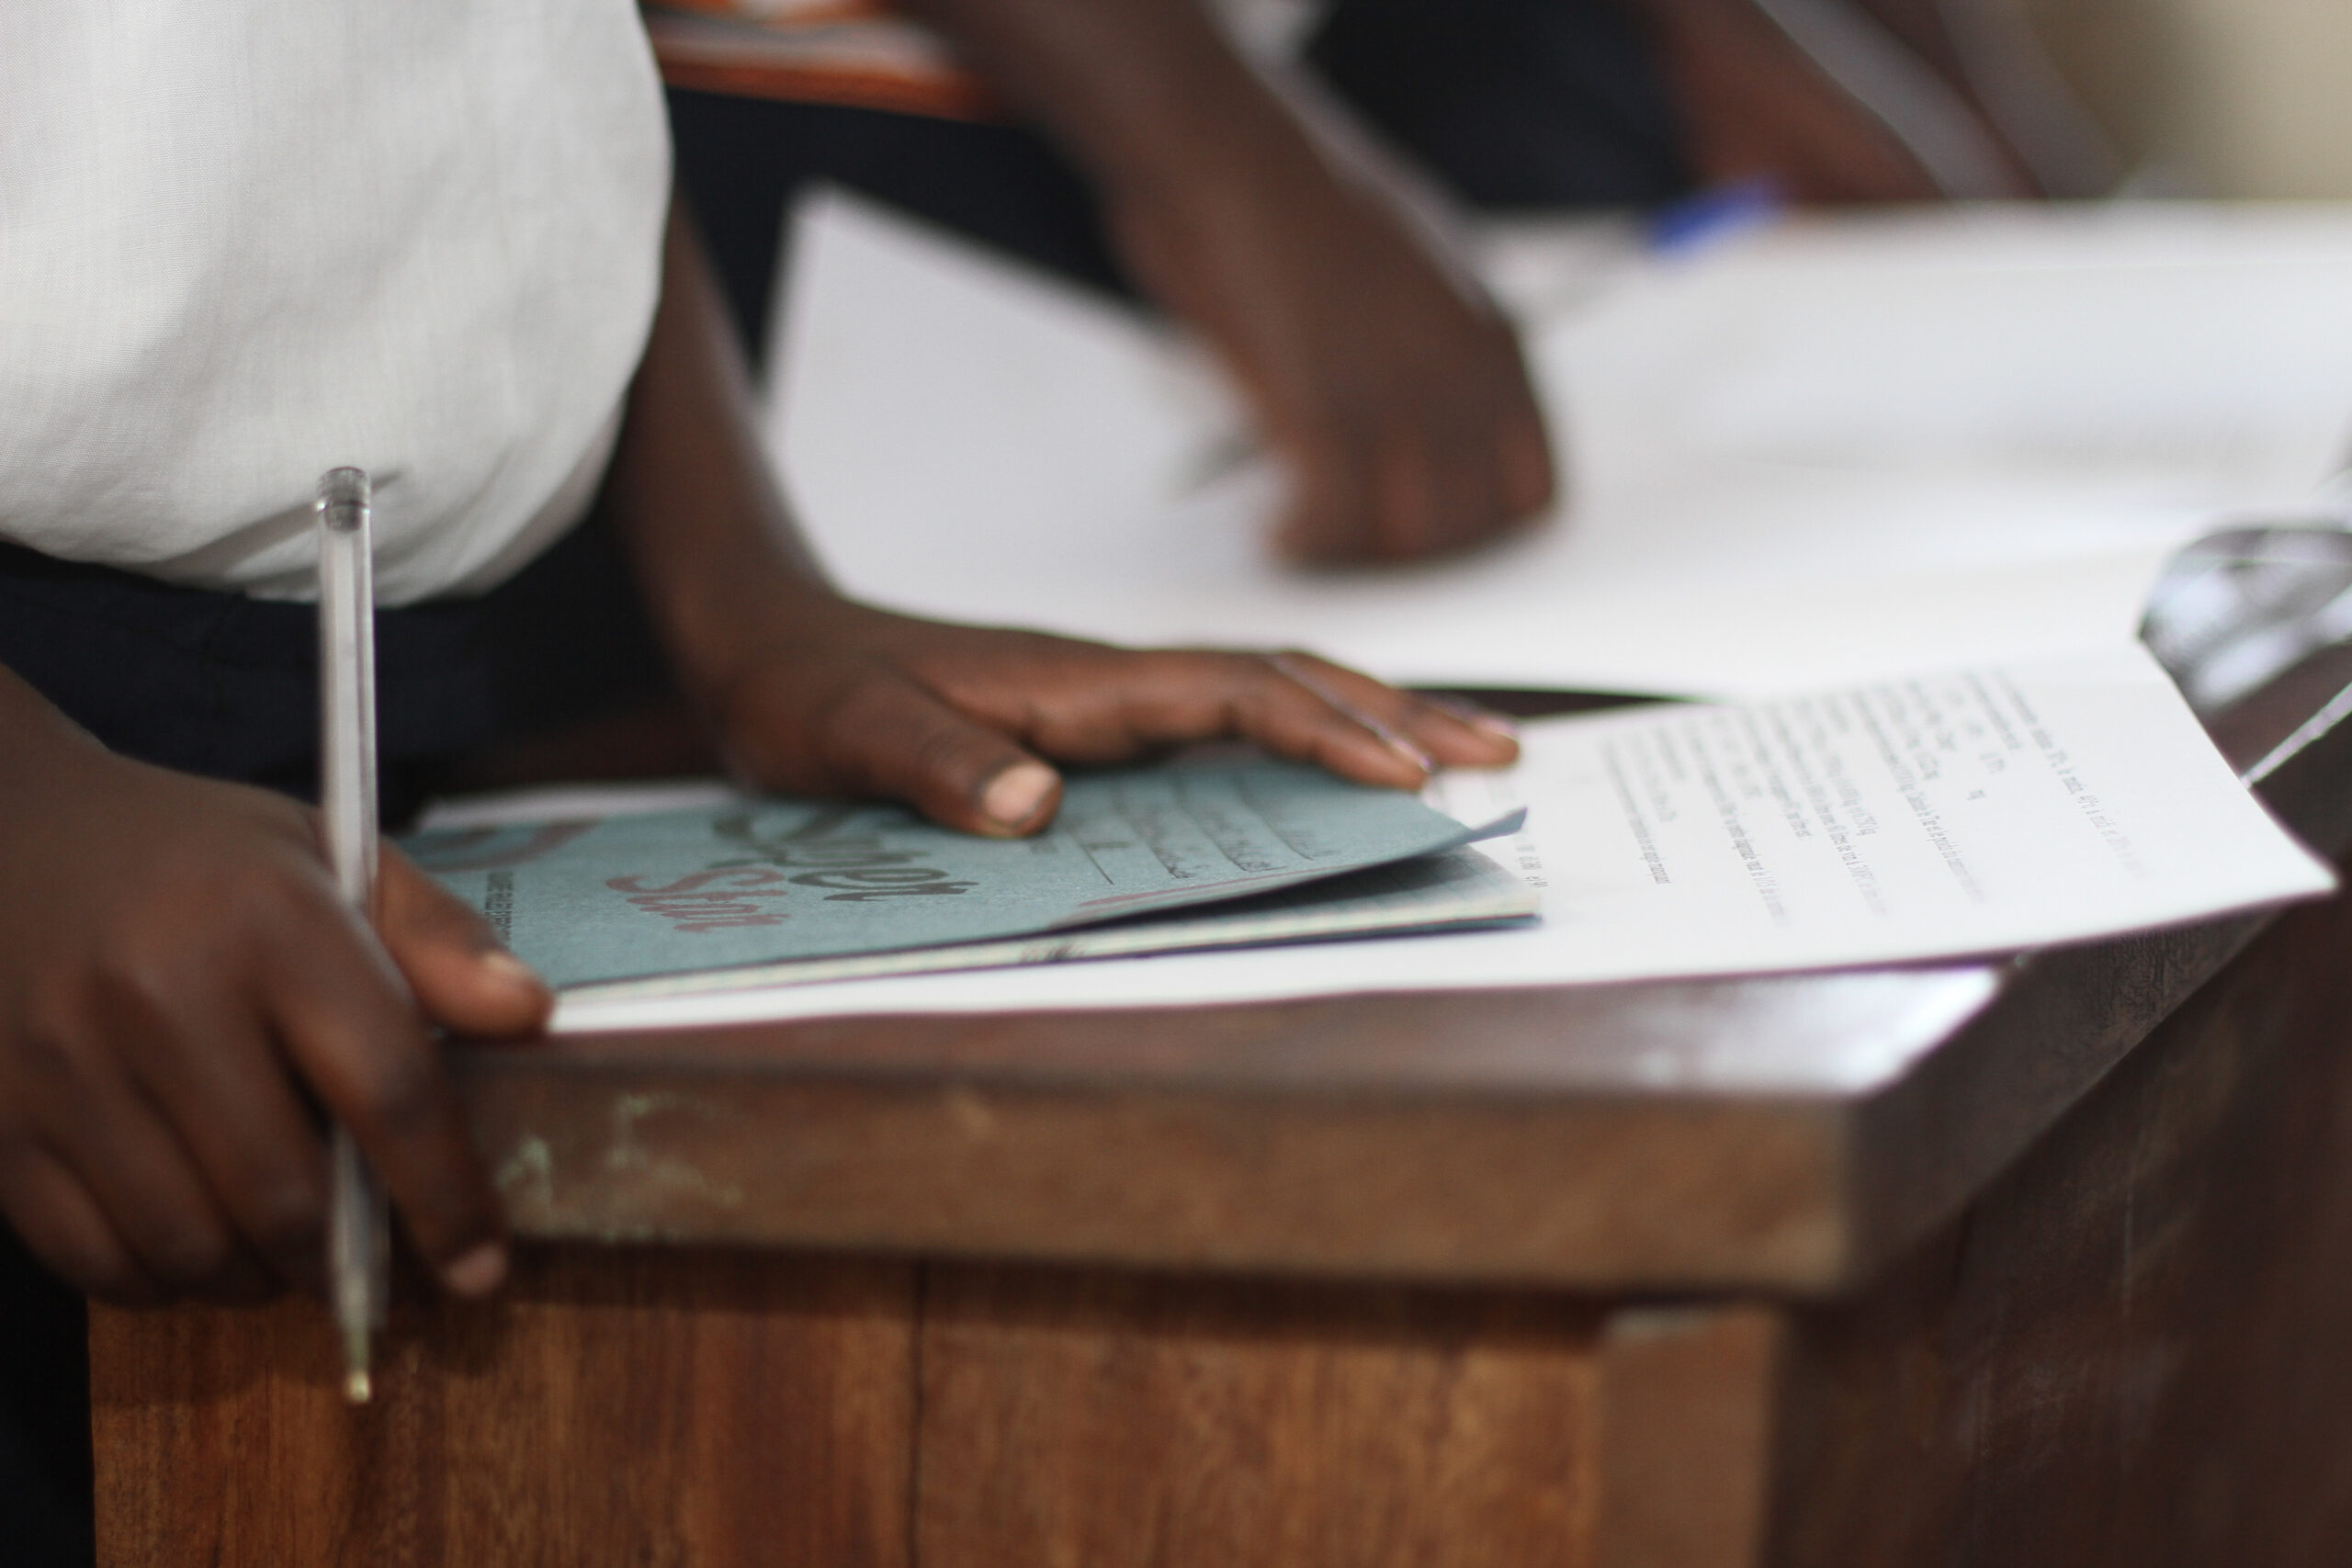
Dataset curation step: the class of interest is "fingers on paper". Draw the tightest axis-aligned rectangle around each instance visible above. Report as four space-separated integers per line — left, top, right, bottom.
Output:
1223 659 1437 786
944 646 1518 787
1260 653 1519 773
811 666 1067 837
723 625 1515 834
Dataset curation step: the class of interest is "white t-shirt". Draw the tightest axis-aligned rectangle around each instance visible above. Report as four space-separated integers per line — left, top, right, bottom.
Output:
0 2 672 604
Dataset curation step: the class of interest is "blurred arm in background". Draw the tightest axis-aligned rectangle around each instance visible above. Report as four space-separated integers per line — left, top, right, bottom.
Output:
899 0 1556 564
655 0 2116 566
1616 0 2118 199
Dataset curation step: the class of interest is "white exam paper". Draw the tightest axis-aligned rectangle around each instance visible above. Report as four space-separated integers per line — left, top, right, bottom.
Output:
553 645 2334 1033
770 194 2352 697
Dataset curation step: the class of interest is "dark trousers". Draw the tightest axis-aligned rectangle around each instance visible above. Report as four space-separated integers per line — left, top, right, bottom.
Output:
0 511 667 1565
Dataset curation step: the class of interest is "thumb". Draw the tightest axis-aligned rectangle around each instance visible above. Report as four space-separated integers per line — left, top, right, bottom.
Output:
810 671 1063 837
377 847 552 1037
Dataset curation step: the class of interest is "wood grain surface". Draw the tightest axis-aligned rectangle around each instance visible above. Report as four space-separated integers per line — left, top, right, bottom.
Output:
1594 1305 1783 1568
911 1268 1605 1568
1769 838 2352 1566
88 847 2352 1566
92 1250 915 1567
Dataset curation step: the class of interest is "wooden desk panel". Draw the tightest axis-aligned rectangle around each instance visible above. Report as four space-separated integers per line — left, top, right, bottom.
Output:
96 866 2352 1568
93 1255 914 1567
1770 840 2352 1566
89 646 2352 1566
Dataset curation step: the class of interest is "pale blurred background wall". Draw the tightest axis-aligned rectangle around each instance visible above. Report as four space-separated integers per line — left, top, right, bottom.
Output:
2017 0 2352 197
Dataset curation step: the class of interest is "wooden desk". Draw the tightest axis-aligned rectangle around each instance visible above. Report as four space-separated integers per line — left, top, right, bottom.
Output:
90 649 2352 1567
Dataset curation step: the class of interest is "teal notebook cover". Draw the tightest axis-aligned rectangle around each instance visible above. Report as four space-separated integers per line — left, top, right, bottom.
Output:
403 758 1523 995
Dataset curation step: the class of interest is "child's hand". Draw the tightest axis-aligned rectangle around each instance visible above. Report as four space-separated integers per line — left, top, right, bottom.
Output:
699 598 1520 836
0 699 549 1303
1107 142 1555 566
620 195 1514 832
899 0 1554 565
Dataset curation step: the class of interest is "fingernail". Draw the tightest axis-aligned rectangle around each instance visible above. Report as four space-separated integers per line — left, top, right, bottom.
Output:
442 1242 508 1299
981 761 1059 829
479 950 545 990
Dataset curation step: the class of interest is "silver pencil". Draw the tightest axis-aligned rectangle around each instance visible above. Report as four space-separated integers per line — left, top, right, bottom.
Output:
316 468 390 1404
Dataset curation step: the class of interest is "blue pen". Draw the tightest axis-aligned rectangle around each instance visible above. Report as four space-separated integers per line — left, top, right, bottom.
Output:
1648 176 1785 258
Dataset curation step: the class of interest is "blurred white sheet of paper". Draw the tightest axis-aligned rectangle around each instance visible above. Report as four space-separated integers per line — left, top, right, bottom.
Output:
768 192 2352 697
551 644 2334 1034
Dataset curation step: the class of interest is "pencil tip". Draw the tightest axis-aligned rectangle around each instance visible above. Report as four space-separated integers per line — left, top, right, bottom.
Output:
345 1370 373 1404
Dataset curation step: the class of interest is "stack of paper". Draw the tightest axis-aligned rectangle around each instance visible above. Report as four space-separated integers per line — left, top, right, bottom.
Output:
413 649 2332 1032
769 193 2352 697
405 758 1528 1004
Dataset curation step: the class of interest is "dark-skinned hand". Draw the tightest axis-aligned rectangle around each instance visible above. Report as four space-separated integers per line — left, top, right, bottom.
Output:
0 680 549 1305
614 197 1521 832
0 185 1523 1313
699 594 1521 835
0 604 1517 1310
900 0 1556 566
1105 144 1557 566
